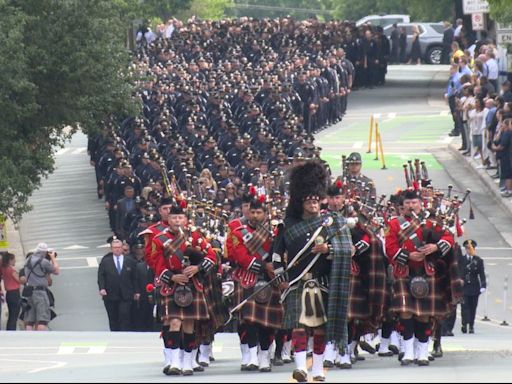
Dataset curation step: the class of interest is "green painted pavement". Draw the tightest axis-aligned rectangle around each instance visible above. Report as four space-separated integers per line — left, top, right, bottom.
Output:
317 115 452 146
321 152 443 171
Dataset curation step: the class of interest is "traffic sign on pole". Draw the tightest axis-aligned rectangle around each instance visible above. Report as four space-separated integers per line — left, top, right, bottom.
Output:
463 0 489 15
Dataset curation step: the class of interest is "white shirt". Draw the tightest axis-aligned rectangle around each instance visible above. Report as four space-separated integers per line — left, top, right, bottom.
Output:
468 108 488 135
164 24 174 39
486 58 499 80
454 25 463 37
113 254 124 272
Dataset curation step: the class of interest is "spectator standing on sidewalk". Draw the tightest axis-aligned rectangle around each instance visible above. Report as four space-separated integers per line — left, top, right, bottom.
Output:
459 240 486 334
467 98 488 164
492 115 512 197
22 243 60 331
1 252 21 330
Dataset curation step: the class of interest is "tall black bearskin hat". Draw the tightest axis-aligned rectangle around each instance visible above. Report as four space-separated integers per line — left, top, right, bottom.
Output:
286 160 328 220
401 188 422 204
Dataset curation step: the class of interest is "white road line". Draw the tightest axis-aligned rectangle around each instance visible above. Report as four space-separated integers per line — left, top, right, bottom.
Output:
440 110 450 116
352 141 364 149
387 112 397 119
97 244 111 248
62 245 89 250
60 266 97 270
87 346 107 354
373 113 382 119
57 346 75 355
0 359 67 374
441 136 453 144
487 263 497 266
55 148 71 156
71 147 87 155
87 257 99 267
479 247 512 250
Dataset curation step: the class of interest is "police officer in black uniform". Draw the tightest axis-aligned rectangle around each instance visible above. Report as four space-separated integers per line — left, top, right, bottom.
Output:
459 240 486 334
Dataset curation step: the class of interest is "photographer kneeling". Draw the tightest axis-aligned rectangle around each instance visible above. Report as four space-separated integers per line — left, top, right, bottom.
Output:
21 243 60 331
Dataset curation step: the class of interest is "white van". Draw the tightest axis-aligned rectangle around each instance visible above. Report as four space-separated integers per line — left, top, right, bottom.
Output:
356 14 410 28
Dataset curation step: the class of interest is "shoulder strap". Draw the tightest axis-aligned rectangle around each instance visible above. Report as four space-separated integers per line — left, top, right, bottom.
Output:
26 256 45 281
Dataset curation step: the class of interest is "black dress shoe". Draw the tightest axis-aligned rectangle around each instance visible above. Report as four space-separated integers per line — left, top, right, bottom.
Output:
323 360 334 368
359 340 376 354
461 325 467 334
446 331 454 337
458 147 467 151
469 326 475 334
274 356 284 366
449 132 460 137
432 345 443 358
462 151 471 156
491 173 500 179
389 345 399 355
292 369 308 383
193 365 204 372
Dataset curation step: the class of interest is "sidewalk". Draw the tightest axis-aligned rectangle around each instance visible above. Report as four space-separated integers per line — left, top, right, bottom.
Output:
448 144 512 219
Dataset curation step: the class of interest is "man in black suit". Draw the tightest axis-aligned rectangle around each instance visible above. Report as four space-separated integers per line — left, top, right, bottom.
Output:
442 21 454 65
98 238 138 331
390 23 400 64
459 240 486 334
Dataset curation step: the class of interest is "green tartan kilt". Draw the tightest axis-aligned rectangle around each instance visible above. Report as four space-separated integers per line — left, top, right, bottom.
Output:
202 274 230 331
283 282 328 330
233 281 284 329
390 274 451 318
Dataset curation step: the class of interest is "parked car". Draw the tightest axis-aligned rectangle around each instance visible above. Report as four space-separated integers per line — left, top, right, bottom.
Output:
383 22 445 64
356 14 410 28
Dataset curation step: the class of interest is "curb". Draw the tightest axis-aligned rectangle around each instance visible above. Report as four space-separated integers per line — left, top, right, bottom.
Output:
447 144 512 219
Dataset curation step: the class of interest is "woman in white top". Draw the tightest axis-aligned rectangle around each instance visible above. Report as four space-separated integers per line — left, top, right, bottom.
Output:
467 98 488 165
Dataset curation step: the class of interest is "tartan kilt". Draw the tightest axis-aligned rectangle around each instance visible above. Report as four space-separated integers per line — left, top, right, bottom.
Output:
348 274 370 320
203 274 230 331
233 281 283 329
160 286 210 323
390 274 450 318
283 282 328 330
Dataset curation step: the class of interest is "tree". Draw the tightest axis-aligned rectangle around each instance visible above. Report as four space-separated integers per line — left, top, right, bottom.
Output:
178 0 233 20
488 0 512 25
0 0 137 223
141 0 193 21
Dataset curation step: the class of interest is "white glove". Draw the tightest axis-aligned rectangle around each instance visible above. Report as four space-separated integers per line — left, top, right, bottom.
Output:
480 287 486 294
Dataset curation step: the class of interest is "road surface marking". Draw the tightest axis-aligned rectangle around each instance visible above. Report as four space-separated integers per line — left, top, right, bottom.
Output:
63 245 89 250
373 113 382 119
87 346 107 354
388 112 397 119
0 358 67 374
487 263 497 266
57 346 75 355
441 136 453 144
440 110 450 116
87 257 99 267
352 141 363 149
479 247 512 250
60 266 97 270
97 244 111 248
212 343 223 353
71 147 87 155
55 148 71 156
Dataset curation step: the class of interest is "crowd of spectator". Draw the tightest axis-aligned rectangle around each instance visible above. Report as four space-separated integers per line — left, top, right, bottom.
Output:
445 38 512 197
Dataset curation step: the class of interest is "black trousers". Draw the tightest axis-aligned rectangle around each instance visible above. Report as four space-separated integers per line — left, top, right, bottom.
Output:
133 300 154 332
104 300 132 331
462 295 479 327
442 307 457 333
6 290 21 330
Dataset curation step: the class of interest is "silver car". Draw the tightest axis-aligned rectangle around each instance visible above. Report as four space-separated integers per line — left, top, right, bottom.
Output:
383 22 445 65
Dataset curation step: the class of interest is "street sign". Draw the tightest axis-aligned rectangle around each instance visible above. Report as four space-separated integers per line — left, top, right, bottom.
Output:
463 0 489 14
497 32 512 45
471 13 486 31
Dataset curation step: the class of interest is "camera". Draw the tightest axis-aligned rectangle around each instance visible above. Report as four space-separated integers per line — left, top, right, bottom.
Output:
45 249 58 261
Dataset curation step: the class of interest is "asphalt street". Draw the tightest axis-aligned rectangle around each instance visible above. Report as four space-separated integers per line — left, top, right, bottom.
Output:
1 320 512 382
7 63 512 382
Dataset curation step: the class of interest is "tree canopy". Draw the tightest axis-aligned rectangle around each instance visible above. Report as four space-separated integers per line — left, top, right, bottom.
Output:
0 0 137 223
488 0 512 26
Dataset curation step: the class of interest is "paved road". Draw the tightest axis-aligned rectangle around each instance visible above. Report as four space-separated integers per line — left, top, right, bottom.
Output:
19 134 111 331
1 320 512 382
17 64 512 333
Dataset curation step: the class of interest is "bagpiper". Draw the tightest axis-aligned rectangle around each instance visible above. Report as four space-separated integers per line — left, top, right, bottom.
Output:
272 161 353 382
